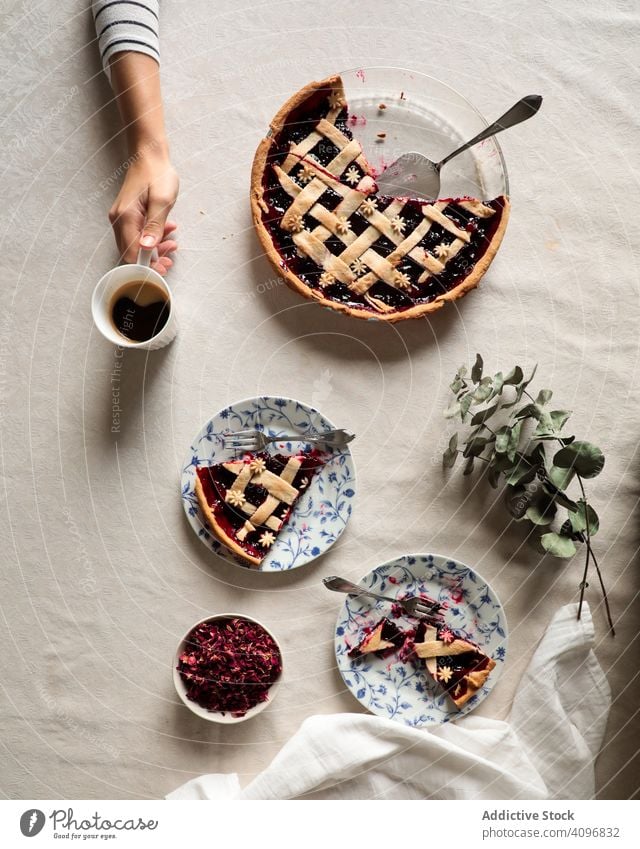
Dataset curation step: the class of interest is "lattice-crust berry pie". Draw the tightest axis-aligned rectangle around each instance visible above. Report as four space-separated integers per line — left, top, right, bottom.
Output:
194 452 322 567
413 621 496 708
251 75 510 322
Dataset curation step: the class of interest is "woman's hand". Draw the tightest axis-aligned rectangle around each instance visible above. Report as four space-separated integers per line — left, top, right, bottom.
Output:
107 51 178 275
108 145 179 275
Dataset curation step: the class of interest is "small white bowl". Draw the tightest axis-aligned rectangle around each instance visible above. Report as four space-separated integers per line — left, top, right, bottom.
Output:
173 613 283 724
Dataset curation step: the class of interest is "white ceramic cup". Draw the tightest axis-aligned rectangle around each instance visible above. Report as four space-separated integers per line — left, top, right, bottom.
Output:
91 248 177 350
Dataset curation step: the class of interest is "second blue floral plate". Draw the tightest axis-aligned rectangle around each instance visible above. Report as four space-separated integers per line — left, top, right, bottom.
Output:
181 396 356 571
335 553 507 725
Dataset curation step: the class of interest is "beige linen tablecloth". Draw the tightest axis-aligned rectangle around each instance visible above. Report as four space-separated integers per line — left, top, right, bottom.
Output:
1 0 639 799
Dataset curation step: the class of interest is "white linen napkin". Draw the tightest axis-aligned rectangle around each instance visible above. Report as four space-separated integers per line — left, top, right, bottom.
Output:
168 603 610 800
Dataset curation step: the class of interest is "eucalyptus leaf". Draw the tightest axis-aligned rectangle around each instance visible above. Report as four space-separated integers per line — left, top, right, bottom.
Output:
505 485 531 520
493 452 519 472
448 433 458 452
444 401 461 419
536 389 553 405
554 441 605 479
540 531 577 558
526 498 557 526
460 394 473 421
471 353 483 383
569 500 599 536
546 464 575 490
505 459 537 486
522 363 538 389
558 436 576 446
515 403 542 420
547 487 579 513
443 447 458 469
492 372 505 396
507 421 522 461
463 455 475 476
549 410 572 431
531 442 547 465
472 377 493 403
532 413 555 439
470 402 499 426
494 425 511 454
463 434 494 458
504 365 523 386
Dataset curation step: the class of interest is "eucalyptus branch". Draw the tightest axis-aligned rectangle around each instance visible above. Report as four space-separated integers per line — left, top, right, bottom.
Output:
576 475 615 635
443 354 613 634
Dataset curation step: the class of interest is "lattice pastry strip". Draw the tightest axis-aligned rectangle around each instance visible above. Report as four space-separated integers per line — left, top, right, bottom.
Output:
282 116 369 178
223 456 302 543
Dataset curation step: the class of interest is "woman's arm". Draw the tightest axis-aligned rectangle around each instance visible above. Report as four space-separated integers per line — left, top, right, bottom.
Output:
93 2 178 274
107 52 178 273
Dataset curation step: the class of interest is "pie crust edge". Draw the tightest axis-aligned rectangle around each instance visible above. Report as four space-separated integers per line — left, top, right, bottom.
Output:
451 656 497 708
194 475 262 568
250 74 511 323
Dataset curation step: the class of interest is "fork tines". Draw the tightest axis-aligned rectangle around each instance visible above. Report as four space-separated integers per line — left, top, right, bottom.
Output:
412 602 446 622
222 430 261 451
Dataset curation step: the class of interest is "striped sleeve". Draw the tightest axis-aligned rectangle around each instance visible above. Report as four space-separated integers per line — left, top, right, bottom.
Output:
92 0 160 80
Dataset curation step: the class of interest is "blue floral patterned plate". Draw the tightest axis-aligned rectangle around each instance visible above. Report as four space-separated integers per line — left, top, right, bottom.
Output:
181 396 356 571
335 554 507 725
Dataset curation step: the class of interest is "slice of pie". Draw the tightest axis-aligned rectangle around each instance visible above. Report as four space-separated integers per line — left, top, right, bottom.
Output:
194 451 322 567
348 617 405 658
251 74 510 322
413 621 496 708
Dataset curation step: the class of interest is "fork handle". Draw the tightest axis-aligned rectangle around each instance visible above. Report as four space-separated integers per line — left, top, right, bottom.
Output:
323 576 397 606
266 430 355 448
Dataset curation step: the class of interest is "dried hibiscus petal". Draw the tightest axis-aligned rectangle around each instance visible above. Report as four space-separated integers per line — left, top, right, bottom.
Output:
177 617 282 717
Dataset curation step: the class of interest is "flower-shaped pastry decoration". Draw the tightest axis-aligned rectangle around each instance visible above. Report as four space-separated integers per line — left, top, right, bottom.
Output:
437 666 453 684
440 627 455 645
249 457 267 475
287 213 305 233
345 166 360 186
225 489 246 508
319 271 336 288
259 531 276 548
298 163 315 184
335 215 351 236
434 243 450 260
393 271 411 290
350 258 367 276
390 215 406 235
360 198 378 217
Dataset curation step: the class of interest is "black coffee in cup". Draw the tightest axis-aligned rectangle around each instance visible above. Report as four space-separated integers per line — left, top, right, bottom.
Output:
110 280 170 342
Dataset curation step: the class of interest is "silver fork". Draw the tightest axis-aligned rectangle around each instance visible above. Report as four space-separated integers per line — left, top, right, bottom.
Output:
323 576 445 623
222 428 355 452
